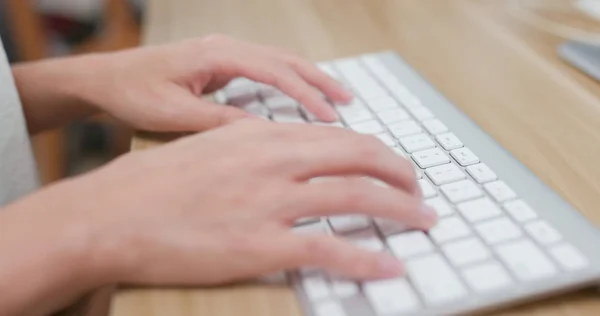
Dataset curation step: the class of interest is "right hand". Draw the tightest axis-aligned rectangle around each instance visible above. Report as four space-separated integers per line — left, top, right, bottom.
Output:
37 120 437 286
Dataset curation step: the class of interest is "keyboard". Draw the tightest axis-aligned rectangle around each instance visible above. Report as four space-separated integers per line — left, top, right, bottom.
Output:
215 51 600 316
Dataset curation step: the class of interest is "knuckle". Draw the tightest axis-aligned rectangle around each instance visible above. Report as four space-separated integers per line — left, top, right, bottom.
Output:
343 181 370 208
354 135 384 158
301 237 332 262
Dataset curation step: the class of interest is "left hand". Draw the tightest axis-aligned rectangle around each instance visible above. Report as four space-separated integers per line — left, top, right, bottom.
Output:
68 34 352 131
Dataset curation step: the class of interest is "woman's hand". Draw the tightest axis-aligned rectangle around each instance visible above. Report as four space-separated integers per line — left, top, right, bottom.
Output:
14 34 351 134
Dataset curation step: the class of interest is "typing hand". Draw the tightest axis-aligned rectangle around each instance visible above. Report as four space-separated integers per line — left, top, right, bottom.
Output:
47 121 435 286
74 34 351 131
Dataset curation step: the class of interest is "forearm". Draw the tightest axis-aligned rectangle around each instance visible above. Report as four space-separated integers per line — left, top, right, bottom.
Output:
12 56 101 134
0 179 113 316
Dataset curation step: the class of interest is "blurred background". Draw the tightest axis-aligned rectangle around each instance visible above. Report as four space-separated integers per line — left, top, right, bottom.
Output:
0 0 144 184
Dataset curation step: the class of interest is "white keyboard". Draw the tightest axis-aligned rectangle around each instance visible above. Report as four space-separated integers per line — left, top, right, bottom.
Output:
216 52 600 315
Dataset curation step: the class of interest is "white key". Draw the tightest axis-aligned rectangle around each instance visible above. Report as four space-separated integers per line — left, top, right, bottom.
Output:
235 100 270 117
549 243 589 271
375 133 395 147
450 147 480 166
408 106 435 121
295 217 321 226
303 275 331 301
273 115 306 124
313 121 345 128
366 96 400 113
346 230 384 252
339 109 373 124
418 179 437 198
225 85 257 101
226 77 255 89
440 180 483 203
364 278 420 314
466 163 497 183
377 108 410 124
264 95 298 110
484 181 517 203
387 231 435 259
374 218 409 236
392 146 406 157
462 262 513 292
422 119 448 135
314 300 346 316
457 197 502 223
317 63 340 79
330 280 359 298
476 217 522 244
436 133 463 150
426 163 466 185
425 197 454 217
387 120 423 138
399 134 436 153
504 200 538 223
428 216 471 244
442 238 491 266
350 120 384 134
496 240 558 281
525 221 562 245
294 220 328 234
328 216 371 233
414 167 423 179
355 82 388 100
412 148 451 168
406 254 467 305
393 89 422 109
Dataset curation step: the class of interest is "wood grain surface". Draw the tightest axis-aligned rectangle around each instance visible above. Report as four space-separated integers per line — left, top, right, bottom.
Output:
113 0 600 315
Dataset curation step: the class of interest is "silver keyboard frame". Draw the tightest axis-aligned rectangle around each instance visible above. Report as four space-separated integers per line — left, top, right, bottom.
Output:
291 51 600 316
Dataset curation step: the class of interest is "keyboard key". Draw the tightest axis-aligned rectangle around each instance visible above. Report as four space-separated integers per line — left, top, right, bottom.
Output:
377 108 410 124
273 115 306 124
387 231 435 259
406 254 467 305
330 280 359 298
294 220 328 234
504 200 537 223
418 179 437 198
328 216 371 234
313 121 345 128
345 229 385 252
457 197 502 223
422 119 448 135
476 217 522 244
392 147 406 157
425 197 454 217
374 218 409 236
295 217 321 226
429 216 471 244
414 167 423 180
339 108 373 124
412 148 451 168
408 106 435 121
398 134 436 153
496 240 558 281
236 100 270 117
366 96 400 112
484 181 517 202
436 133 463 150
303 275 331 301
466 163 497 183
525 221 562 245
549 243 589 271
226 77 255 89
375 133 395 147
440 179 483 203
462 262 513 292
314 300 346 316
264 95 298 109
425 163 466 185
450 147 480 166
387 120 422 138
350 120 384 134
364 278 420 314
317 63 340 79
443 238 491 266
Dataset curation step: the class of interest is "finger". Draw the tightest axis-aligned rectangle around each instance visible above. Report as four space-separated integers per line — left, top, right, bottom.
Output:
165 90 254 131
279 53 353 104
289 178 436 230
209 51 339 122
288 134 419 195
277 234 404 280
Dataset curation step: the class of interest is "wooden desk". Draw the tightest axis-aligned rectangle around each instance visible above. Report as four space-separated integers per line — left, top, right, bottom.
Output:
113 0 600 315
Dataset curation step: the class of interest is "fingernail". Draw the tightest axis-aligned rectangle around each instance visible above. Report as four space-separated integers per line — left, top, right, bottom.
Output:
377 254 404 277
420 205 438 228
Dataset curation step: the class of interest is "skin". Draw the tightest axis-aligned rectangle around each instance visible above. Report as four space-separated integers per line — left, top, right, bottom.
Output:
0 35 437 316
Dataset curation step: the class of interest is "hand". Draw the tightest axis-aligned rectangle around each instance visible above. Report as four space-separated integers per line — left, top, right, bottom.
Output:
44 120 436 286
71 34 351 131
